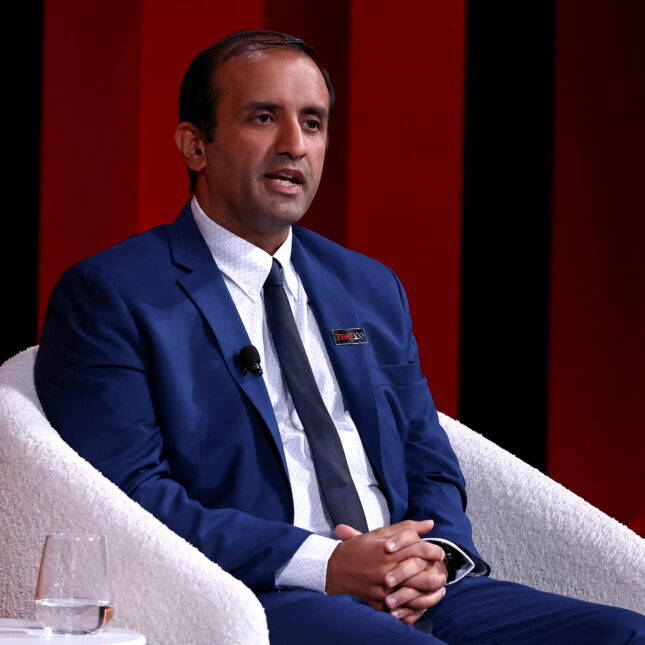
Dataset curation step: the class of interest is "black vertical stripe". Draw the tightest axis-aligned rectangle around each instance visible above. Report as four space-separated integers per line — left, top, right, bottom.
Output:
2 1 43 363
460 3 556 471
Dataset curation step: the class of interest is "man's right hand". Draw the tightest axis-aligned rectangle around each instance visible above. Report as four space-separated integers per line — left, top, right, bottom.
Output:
325 519 443 611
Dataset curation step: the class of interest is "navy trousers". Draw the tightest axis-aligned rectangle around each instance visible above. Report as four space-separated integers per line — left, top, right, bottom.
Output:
258 577 645 644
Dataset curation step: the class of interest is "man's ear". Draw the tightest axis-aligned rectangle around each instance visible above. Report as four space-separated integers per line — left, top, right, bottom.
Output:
175 122 207 172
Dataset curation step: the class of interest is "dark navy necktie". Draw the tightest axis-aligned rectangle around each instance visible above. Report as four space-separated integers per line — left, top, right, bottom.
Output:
263 259 369 533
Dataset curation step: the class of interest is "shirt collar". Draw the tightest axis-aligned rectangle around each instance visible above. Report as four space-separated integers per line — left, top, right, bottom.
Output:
191 196 299 303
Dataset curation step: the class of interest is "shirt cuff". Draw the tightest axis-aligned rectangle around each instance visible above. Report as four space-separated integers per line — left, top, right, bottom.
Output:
275 534 340 593
423 537 475 585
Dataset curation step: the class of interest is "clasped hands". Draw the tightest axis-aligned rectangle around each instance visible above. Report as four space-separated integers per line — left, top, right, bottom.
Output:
326 519 448 625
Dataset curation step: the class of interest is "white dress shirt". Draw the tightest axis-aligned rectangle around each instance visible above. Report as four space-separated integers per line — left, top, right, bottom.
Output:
191 197 474 592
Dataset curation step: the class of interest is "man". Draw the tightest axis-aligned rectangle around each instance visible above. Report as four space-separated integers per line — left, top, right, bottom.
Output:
35 30 644 644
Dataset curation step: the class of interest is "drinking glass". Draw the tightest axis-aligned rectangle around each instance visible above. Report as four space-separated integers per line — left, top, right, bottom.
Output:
34 534 115 635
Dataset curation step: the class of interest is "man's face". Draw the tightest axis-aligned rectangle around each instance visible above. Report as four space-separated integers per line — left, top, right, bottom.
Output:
196 48 330 251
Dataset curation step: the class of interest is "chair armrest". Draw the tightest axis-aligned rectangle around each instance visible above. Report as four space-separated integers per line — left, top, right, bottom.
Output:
0 347 269 645
439 412 645 614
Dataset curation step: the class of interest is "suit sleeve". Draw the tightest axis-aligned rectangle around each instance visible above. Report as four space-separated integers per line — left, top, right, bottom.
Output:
34 262 311 592
392 272 489 575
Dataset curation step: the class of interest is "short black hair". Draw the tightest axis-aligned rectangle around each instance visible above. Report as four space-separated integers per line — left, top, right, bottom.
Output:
179 29 335 193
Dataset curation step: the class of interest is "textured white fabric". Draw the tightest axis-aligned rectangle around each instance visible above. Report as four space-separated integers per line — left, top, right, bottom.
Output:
2 346 643 645
439 412 645 614
0 348 269 645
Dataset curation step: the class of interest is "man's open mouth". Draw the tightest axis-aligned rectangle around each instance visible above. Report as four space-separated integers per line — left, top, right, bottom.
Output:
265 169 305 187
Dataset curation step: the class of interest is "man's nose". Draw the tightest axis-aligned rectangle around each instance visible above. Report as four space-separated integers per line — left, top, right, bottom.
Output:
275 118 306 159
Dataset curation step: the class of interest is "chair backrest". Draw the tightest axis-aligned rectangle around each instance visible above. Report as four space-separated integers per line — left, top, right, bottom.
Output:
0 347 269 645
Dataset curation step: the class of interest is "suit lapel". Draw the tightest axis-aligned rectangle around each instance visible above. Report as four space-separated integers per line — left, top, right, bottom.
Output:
291 236 386 490
167 204 288 472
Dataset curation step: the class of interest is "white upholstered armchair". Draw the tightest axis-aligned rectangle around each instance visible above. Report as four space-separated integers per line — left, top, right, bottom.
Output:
1 347 643 644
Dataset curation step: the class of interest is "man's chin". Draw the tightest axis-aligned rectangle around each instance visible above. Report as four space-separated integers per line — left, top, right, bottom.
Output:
262 203 310 229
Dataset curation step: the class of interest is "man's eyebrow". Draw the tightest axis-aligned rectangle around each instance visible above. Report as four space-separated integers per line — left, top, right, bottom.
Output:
243 101 329 121
244 101 280 113
302 106 329 121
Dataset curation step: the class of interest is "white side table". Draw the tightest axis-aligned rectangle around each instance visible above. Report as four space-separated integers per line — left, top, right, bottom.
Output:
0 619 146 644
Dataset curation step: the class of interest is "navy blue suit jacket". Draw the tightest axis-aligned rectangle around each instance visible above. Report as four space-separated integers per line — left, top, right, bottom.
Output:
35 202 483 592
